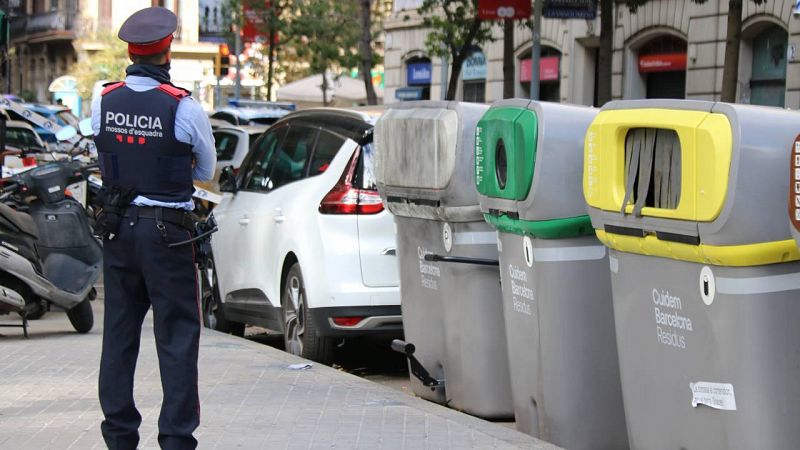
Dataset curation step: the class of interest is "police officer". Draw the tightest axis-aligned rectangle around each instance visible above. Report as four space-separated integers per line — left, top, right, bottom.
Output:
92 7 215 450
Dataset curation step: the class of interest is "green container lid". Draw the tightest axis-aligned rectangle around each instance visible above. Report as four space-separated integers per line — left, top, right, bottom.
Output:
475 102 596 240
475 106 538 201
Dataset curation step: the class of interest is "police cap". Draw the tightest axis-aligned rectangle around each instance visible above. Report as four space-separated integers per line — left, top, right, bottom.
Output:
118 7 177 55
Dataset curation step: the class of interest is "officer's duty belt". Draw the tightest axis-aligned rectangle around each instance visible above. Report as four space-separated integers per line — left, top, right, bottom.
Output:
123 206 196 231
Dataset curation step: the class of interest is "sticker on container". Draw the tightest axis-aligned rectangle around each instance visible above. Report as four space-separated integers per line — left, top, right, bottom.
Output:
789 134 800 232
609 255 619 273
690 382 736 411
523 236 534 267
48 185 61 193
699 266 715 306
442 223 453 253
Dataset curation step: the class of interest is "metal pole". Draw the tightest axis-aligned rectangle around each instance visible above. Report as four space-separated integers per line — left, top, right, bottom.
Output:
530 0 542 100
440 55 448 100
215 76 221 108
234 18 242 101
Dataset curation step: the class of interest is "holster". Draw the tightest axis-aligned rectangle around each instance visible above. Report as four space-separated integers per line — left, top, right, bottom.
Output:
94 185 139 240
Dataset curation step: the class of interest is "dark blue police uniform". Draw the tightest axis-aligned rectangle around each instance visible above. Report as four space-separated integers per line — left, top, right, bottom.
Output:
95 7 211 450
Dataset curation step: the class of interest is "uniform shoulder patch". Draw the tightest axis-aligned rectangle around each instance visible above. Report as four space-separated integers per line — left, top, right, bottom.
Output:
157 84 191 100
101 81 126 96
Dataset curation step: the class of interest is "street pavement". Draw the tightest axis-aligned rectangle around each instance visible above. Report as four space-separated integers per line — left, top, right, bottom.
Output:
0 300 556 449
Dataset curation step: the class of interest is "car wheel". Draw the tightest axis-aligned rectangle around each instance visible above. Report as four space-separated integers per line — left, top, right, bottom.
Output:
200 253 244 337
282 263 334 364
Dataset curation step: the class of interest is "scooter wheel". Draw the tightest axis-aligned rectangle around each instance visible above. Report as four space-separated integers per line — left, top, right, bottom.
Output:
67 298 94 334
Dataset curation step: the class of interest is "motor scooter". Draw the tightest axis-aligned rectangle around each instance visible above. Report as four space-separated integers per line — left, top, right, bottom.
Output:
0 125 101 336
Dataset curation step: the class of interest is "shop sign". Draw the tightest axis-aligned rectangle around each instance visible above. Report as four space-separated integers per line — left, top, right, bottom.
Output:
543 0 597 20
520 56 561 82
396 87 425 101
462 52 488 81
407 62 433 85
639 53 687 73
477 0 531 20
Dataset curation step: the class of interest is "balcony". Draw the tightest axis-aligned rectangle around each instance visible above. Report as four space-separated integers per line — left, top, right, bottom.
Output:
10 10 78 43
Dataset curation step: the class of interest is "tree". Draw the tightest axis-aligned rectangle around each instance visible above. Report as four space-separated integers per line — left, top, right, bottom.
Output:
359 0 378 105
717 0 766 102
285 0 362 105
503 19 514 98
418 0 494 100
69 34 129 102
596 0 614 105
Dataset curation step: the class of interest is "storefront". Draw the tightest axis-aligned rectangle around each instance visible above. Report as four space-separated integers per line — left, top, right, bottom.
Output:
750 26 788 107
462 49 487 103
396 57 432 101
519 48 561 102
637 35 687 99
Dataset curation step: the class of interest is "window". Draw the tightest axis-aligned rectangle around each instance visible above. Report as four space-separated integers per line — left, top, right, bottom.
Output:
750 26 788 107
240 127 286 191
249 117 279 126
309 130 345 175
268 126 318 190
248 133 263 151
6 128 43 150
354 142 377 191
462 80 485 103
622 128 681 214
213 131 239 161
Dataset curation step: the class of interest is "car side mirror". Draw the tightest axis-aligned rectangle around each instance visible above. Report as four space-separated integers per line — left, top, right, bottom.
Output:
219 165 238 193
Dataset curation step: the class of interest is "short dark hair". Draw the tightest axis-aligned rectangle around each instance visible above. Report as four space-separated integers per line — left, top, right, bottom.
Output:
130 49 170 65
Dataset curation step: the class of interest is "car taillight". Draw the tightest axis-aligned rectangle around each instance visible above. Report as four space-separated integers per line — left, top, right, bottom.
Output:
332 316 365 327
318 149 384 215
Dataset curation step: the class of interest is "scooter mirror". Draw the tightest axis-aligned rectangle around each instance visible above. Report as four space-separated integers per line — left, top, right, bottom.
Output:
55 126 77 142
78 118 94 137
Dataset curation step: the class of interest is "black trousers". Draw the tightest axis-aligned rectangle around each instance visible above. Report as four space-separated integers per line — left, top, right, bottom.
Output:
99 212 200 450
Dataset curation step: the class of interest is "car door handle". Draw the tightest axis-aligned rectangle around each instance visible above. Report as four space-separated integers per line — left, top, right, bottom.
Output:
273 208 284 224
382 248 396 256
239 215 250 226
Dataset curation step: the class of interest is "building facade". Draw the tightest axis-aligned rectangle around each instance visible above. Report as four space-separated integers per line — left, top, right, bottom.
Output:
384 0 800 108
8 0 218 108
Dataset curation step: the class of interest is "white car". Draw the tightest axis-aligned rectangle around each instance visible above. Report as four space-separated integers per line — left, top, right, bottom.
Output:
203 108 401 363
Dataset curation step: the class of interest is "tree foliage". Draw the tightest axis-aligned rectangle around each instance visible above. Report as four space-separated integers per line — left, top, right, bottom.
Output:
69 34 129 101
284 0 362 104
417 0 494 100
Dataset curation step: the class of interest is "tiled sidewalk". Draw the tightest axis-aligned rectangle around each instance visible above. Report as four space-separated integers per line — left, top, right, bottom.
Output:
0 301 556 449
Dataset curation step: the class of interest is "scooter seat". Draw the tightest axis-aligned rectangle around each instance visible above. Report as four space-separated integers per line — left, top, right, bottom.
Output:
0 202 39 239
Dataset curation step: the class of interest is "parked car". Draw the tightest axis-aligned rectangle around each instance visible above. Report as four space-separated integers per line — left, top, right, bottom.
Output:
210 106 290 127
204 108 401 363
4 120 47 153
4 103 79 146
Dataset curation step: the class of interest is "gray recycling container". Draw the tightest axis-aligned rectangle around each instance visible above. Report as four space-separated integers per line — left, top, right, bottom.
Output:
475 99 628 449
374 101 513 419
585 99 800 449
